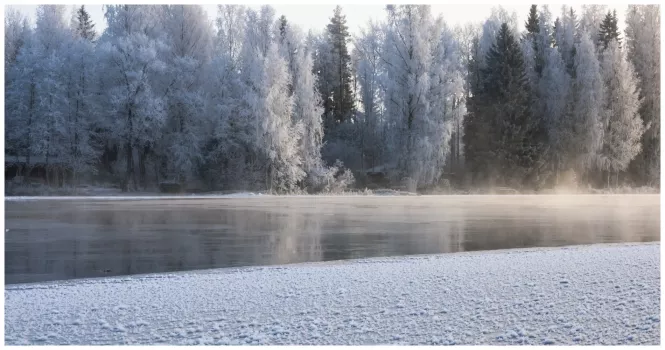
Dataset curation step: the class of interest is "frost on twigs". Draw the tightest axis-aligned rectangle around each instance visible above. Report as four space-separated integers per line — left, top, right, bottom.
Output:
307 160 355 194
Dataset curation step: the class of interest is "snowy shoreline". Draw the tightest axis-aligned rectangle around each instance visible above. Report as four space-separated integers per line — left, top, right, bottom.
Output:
4 191 660 201
5 243 660 345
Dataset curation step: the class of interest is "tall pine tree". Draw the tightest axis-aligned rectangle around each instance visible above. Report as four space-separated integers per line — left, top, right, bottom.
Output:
524 5 541 76
465 23 545 189
323 6 355 126
525 5 540 34
73 5 96 41
598 10 620 50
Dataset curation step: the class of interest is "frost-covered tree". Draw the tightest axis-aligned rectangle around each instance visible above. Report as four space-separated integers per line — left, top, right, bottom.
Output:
215 5 246 68
292 45 324 177
536 6 554 69
252 43 305 192
382 5 460 188
522 5 556 161
436 23 467 178
452 22 481 174
625 5 660 186
5 8 31 68
276 18 326 181
597 39 644 187
98 5 168 191
243 6 275 59
238 7 305 192
5 5 71 181
4 9 32 158
199 5 248 189
354 21 386 170
102 5 162 40
293 42 325 177
156 5 213 184
521 5 539 91
540 47 571 182
569 31 605 177
60 32 101 181
4 4 657 193
72 5 97 41
555 6 579 75
5 34 39 166
478 6 519 67
579 5 608 49
522 5 555 78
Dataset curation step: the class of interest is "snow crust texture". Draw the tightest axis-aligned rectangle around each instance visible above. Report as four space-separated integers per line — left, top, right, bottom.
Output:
4 243 660 345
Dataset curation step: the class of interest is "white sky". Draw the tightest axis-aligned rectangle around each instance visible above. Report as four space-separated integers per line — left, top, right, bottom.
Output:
5 1 640 36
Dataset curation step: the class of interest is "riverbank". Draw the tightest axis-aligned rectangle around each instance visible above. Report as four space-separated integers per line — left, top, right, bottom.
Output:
4 243 660 345
4 180 660 198
4 187 661 201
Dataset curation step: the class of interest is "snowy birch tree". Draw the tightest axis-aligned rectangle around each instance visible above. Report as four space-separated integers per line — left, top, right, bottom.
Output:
625 5 660 186
98 5 168 191
382 5 459 188
597 39 644 187
354 21 386 170
570 31 605 177
60 30 101 181
157 5 213 184
5 8 31 69
6 5 71 182
539 47 571 182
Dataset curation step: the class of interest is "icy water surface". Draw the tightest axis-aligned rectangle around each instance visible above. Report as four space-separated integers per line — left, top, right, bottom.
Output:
4 195 660 284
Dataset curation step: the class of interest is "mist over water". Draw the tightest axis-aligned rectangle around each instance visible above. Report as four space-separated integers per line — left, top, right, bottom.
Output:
4 195 659 284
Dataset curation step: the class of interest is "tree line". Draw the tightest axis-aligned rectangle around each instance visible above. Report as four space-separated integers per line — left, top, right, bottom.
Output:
4 4 660 193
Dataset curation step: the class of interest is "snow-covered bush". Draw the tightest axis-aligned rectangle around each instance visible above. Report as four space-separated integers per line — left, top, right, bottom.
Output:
307 160 355 193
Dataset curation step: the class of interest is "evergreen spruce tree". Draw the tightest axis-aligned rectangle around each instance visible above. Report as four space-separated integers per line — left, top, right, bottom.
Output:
561 7 579 77
74 5 96 41
325 5 355 125
525 5 540 35
598 10 620 50
278 15 288 42
466 23 546 188
524 5 540 75
553 17 561 47
463 36 491 185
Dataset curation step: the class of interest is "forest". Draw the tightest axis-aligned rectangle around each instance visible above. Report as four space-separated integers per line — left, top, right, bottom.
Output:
4 4 660 194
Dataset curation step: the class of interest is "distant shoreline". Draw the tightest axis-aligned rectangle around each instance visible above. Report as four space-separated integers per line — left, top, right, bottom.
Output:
4 188 661 201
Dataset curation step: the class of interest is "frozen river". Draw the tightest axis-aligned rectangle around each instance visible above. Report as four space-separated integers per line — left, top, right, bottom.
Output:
4 194 660 284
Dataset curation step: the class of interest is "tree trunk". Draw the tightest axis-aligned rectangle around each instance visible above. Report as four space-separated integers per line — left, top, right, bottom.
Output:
132 148 140 191
124 142 133 192
154 161 160 187
139 147 148 190
555 155 561 186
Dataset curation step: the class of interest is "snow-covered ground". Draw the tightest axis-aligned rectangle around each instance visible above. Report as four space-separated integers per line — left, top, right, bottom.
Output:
4 243 660 345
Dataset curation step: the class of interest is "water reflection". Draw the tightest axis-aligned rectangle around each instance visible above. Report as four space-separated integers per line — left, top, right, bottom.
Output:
4 195 659 284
